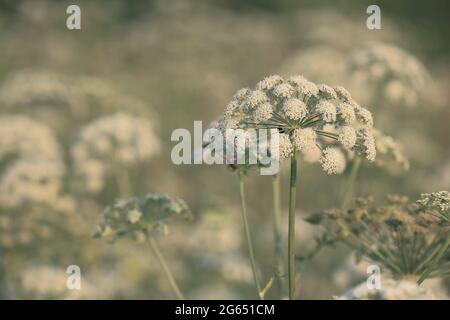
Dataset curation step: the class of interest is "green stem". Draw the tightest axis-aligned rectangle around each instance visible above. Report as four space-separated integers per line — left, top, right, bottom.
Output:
147 234 185 300
238 172 263 299
341 156 362 209
288 151 298 300
272 174 286 299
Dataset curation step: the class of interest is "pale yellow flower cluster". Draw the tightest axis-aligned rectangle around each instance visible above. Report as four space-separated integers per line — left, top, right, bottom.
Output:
71 112 160 193
348 43 432 108
0 116 65 208
211 74 376 174
0 70 85 115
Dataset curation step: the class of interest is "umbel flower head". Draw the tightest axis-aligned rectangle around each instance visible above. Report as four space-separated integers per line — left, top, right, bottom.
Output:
0 116 66 208
309 194 450 283
348 43 433 108
303 127 409 175
0 115 63 162
93 193 192 242
71 112 160 193
417 191 450 225
0 159 65 209
209 74 376 174
0 70 84 113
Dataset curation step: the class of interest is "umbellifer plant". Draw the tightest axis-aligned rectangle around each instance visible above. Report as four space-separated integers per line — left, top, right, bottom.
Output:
208 74 377 299
309 192 450 284
93 193 192 299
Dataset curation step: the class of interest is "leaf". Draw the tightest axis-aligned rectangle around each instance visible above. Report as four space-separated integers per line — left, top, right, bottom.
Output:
303 213 323 225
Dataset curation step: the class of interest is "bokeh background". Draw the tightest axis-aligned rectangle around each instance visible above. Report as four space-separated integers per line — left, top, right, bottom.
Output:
0 0 449 299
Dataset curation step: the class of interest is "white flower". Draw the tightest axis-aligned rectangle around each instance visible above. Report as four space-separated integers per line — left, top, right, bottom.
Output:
127 209 142 224
0 116 62 161
317 84 338 99
282 98 307 121
316 100 337 123
278 133 293 159
320 147 346 174
254 103 273 123
337 102 356 125
0 159 64 208
353 103 374 127
256 75 283 91
233 88 251 101
224 99 240 119
356 128 376 162
348 43 432 108
334 86 352 101
292 128 317 152
72 112 160 193
245 90 268 109
338 126 357 150
287 75 308 87
272 83 294 100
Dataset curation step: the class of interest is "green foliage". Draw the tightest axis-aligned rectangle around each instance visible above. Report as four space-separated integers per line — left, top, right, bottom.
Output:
316 194 450 283
93 193 192 241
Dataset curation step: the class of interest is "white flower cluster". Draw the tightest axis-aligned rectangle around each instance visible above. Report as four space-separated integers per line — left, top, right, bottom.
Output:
0 116 62 161
348 43 432 108
0 71 155 138
373 129 410 172
71 112 160 193
211 74 376 174
0 116 65 208
417 191 450 212
0 70 85 114
336 278 449 300
0 160 64 208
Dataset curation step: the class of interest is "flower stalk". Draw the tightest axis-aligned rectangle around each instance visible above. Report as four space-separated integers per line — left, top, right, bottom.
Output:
272 174 286 299
147 233 185 300
342 156 362 209
288 150 298 300
238 172 263 299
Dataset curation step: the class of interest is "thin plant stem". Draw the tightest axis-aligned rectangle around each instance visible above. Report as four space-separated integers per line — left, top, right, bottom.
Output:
288 150 298 300
238 172 263 299
272 174 286 299
147 234 185 300
341 156 362 209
